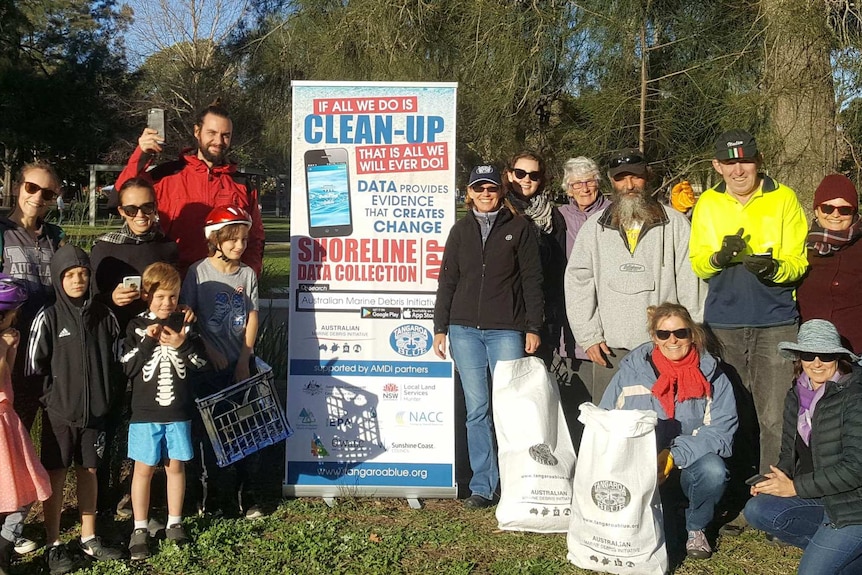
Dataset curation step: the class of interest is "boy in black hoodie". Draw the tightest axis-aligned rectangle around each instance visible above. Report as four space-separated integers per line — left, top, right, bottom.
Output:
26 245 124 574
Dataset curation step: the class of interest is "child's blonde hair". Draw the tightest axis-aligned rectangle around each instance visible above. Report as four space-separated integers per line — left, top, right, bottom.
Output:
142 262 181 296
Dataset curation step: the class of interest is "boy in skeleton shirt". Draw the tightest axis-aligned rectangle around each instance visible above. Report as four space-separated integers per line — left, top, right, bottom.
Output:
120 262 207 560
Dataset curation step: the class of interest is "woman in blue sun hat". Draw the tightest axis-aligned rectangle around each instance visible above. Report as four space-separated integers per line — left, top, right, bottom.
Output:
744 319 862 574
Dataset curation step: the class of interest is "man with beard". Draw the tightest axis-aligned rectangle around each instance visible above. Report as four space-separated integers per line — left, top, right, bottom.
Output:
689 130 807 533
115 102 264 275
564 148 705 402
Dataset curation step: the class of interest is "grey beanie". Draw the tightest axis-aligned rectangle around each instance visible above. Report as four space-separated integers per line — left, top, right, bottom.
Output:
777 319 859 362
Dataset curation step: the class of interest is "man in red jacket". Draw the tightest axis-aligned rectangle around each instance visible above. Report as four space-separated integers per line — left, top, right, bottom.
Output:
115 103 265 276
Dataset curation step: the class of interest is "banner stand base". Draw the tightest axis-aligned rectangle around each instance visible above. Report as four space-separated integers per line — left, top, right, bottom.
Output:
283 484 458 504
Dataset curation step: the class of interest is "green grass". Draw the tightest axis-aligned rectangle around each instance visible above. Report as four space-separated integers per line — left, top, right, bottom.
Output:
10 495 802 574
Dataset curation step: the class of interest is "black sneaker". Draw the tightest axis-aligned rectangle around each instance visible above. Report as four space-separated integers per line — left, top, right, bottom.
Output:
165 524 189 546
80 536 124 561
44 544 77 575
463 494 495 509
128 529 150 561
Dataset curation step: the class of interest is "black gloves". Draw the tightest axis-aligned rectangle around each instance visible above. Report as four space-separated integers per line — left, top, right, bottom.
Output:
710 228 746 268
743 248 778 281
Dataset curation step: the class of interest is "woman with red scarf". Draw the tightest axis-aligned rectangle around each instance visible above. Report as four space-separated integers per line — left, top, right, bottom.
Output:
599 302 738 561
797 175 862 354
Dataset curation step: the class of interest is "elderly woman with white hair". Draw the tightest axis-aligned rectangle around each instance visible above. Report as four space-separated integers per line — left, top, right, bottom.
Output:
551 156 611 444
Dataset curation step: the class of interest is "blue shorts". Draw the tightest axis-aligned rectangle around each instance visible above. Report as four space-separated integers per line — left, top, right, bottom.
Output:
128 421 193 466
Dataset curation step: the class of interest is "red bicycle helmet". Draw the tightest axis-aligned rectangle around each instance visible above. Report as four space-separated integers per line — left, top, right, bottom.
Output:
0 274 28 311
203 205 252 238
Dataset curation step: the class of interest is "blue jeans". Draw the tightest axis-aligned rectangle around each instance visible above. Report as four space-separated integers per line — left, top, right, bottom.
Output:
744 494 862 574
678 453 728 531
448 326 524 500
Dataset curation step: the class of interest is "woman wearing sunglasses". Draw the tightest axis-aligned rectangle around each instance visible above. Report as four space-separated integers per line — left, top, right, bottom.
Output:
599 302 737 561
744 319 862 574
503 151 566 367
89 177 179 518
434 163 543 509
797 175 862 354
0 162 65 433
90 177 178 331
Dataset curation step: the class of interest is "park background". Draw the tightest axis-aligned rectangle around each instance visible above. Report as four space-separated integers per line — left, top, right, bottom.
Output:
0 0 854 572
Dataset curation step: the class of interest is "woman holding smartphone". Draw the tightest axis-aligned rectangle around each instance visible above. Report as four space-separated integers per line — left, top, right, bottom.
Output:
744 319 862 574
433 163 543 509
89 177 179 519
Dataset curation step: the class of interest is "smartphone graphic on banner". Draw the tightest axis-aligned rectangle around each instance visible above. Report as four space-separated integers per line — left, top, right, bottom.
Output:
304 148 353 238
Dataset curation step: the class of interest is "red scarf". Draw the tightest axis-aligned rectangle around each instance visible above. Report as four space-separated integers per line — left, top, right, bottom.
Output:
650 347 712 419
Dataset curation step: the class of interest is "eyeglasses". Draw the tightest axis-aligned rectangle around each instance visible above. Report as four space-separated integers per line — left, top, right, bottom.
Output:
568 180 599 190
22 181 57 201
798 352 840 362
608 152 646 169
470 185 500 193
120 202 157 217
511 168 541 182
818 204 855 216
655 328 691 340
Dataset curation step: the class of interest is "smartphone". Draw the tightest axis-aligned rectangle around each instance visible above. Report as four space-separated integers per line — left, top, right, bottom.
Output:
745 473 769 486
162 311 185 332
123 275 141 291
304 148 353 238
147 108 166 144
752 252 772 258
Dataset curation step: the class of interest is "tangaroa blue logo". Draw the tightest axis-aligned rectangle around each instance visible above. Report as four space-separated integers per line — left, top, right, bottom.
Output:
390 324 432 357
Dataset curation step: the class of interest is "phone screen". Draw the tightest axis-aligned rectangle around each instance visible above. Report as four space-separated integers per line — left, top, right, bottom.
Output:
304 149 353 237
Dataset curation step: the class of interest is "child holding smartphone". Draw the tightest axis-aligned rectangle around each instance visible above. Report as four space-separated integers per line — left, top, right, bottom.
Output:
121 262 207 560
181 205 259 518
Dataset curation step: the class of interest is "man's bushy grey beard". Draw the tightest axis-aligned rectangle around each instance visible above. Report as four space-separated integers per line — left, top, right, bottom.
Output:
613 189 663 229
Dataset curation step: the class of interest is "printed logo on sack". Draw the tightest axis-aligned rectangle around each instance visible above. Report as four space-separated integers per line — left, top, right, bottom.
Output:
528 444 559 466
390 324 431 357
382 383 399 400
591 480 631 512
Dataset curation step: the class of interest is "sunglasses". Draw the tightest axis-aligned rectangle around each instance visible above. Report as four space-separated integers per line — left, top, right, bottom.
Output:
512 168 541 182
22 181 57 201
798 352 840 362
655 328 692 341
120 202 157 217
608 152 646 169
471 185 500 193
818 204 855 216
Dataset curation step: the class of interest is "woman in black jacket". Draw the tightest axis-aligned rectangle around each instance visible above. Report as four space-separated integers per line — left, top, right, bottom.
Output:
744 319 862 574
433 163 543 509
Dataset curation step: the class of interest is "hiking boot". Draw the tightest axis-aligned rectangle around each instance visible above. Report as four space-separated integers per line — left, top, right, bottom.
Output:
165 524 189 546
44 544 77 575
463 494 495 509
80 536 124 561
686 530 712 559
128 529 150 561
14 536 38 554
718 511 748 536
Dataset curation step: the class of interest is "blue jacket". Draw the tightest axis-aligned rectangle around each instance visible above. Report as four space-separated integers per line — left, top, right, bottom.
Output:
599 341 738 468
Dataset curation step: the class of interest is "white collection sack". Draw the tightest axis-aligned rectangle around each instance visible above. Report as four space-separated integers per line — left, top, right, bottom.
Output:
567 403 667 575
492 356 576 533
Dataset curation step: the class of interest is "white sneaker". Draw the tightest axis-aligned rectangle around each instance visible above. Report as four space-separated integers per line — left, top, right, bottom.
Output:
14 537 38 554
244 505 264 520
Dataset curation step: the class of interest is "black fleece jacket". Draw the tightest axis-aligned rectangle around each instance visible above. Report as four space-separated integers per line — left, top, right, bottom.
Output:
434 208 543 335
778 367 862 528
25 244 121 428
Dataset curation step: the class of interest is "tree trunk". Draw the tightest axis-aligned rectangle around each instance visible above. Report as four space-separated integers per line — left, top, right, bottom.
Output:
762 0 837 205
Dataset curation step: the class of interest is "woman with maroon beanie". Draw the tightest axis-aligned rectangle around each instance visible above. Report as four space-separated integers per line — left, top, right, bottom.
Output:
797 174 862 354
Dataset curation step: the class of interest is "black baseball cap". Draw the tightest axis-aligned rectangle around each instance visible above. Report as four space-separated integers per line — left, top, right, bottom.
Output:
468 164 502 187
714 129 759 161
607 148 648 178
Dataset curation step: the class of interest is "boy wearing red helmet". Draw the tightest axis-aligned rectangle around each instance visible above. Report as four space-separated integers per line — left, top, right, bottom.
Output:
180 205 260 517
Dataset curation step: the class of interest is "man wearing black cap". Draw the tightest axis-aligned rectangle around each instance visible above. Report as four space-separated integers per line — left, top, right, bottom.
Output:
564 149 705 403
689 129 808 530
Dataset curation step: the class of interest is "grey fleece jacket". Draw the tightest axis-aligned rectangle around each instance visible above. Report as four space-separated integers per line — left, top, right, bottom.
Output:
564 203 706 351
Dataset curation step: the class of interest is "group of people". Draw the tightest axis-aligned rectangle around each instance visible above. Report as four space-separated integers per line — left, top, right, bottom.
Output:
434 129 862 573
0 103 265 575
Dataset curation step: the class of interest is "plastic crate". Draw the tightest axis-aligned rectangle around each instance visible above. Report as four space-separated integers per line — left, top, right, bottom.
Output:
195 357 293 467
